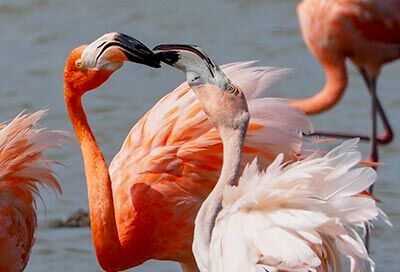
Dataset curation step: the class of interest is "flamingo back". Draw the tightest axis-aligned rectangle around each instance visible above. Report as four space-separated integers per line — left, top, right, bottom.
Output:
0 111 67 271
338 0 400 44
298 0 400 73
207 139 390 272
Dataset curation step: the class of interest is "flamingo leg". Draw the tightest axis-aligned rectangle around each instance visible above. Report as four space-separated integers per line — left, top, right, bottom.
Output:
363 74 379 252
307 130 371 141
359 69 394 145
362 73 379 169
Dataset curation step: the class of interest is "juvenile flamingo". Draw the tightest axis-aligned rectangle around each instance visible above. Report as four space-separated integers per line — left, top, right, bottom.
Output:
155 44 390 272
0 111 67 272
291 0 400 165
64 33 312 271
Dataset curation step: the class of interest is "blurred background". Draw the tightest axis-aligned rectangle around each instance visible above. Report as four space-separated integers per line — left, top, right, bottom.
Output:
0 0 398 271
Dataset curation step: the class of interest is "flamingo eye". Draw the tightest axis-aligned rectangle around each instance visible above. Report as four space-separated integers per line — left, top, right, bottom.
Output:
75 58 84 70
225 83 236 93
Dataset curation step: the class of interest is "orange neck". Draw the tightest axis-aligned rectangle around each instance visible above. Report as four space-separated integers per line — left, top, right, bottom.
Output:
64 85 130 270
290 60 348 115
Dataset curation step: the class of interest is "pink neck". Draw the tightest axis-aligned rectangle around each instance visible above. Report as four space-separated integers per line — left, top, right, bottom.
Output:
64 86 129 270
291 60 348 115
193 126 246 270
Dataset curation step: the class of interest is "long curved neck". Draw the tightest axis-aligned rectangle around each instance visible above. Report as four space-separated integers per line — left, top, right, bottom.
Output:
290 60 347 115
64 85 127 270
193 126 246 271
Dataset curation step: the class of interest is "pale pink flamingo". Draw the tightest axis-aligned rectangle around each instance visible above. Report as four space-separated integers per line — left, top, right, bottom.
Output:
0 111 67 272
291 0 400 166
64 33 312 271
154 44 390 272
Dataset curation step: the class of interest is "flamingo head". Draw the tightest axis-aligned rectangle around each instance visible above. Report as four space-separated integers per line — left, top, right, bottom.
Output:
64 32 160 95
154 44 249 132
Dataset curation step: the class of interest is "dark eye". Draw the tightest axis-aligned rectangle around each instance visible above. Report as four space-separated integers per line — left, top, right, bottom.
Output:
192 76 200 81
225 83 236 93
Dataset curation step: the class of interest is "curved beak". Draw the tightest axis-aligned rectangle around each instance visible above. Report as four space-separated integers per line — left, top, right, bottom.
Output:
95 33 161 68
113 33 160 68
153 44 230 90
153 44 216 76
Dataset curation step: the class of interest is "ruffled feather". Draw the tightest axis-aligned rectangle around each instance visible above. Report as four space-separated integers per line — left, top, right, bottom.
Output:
208 140 390 272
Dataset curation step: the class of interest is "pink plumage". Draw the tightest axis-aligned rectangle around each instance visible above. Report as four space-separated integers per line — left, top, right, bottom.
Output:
106 61 314 268
207 139 391 272
0 111 68 272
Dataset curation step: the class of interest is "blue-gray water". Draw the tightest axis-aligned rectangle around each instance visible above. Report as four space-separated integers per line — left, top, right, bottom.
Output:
0 0 399 271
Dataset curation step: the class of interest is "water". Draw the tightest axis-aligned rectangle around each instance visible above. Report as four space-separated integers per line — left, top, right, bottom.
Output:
0 0 398 271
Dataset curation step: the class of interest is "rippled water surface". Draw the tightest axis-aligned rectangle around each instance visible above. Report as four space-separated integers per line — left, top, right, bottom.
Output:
1 0 399 271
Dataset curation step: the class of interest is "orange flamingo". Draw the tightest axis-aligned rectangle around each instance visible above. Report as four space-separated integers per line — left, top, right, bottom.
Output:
291 0 400 166
0 111 67 272
64 33 312 271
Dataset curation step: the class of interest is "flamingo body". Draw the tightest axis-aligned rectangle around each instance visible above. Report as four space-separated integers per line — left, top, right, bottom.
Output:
0 111 66 272
108 62 313 265
298 0 400 78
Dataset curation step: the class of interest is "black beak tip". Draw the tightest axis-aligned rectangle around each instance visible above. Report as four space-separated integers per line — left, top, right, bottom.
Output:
128 54 161 68
114 33 162 68
153 45 180 66
151 61 162 68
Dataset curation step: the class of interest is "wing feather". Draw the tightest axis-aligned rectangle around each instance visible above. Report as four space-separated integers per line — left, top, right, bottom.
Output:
110 61 313 191
208 140 389 272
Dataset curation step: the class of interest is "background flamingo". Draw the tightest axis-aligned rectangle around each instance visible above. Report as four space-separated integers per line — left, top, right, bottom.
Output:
64 33 312 271
290 0 400 248
0 111 67 271
155 44 390 272
291 0 400 167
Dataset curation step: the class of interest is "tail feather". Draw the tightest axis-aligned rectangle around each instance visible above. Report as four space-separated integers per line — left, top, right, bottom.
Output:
0 110 68 271
0 110 68 194
210 140 389 272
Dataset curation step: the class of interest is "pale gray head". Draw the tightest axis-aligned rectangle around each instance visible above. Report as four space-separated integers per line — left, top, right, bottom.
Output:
78 32 161 72
153 44 250 133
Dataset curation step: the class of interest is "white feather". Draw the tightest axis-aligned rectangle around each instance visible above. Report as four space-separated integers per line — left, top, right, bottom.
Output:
199 140 390 272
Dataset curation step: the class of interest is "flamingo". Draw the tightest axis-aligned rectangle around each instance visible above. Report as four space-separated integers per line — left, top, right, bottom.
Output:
291 0 399 247
64 33 312 271
154 44 391 272
0 111 67 272
291 0 400 166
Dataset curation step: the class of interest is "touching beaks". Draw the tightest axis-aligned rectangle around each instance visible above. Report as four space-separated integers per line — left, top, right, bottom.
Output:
113 33 161 68
153 44 231 90
153 44 216 75
81 32 161 71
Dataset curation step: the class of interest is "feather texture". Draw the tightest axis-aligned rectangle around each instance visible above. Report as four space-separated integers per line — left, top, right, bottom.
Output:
108 61 314 263
0 111 68 272
207 139 390 272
